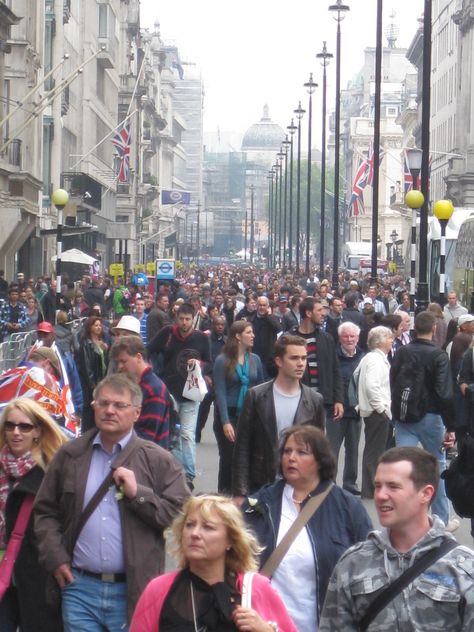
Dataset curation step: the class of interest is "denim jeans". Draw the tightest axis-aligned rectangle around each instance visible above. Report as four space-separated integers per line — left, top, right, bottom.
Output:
172 398 200 481
62 570 128 632
394 413 449 525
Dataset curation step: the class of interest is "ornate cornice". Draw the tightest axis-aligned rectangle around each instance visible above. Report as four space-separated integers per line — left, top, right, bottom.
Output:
452 6 474 35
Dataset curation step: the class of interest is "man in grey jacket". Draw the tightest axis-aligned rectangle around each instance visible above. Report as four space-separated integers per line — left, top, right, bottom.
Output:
34 373 190 629
320 447 474 631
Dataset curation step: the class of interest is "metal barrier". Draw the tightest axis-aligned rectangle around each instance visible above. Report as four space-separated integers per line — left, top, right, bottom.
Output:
0 330 38 373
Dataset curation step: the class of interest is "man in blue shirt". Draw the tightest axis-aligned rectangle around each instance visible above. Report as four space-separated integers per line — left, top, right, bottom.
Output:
35 373 189 630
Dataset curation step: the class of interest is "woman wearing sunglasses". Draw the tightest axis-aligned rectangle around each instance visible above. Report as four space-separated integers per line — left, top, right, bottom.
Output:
0 398 66 631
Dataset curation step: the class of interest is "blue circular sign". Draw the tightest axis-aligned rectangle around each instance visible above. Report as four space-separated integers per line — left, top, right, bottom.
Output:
159 262 172 273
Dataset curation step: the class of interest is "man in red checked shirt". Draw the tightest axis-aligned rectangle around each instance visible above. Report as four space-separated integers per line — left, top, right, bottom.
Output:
111 336 170 449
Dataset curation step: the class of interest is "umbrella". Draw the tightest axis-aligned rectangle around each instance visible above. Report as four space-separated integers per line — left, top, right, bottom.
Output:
51 248 98 265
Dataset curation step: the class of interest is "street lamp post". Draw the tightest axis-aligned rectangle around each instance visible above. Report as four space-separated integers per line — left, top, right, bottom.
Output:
406 148 423 316
417 0 433 312
405 188 424 327
273 162 280 268
294 101 306 275
267 171 274 265
249 184 255 264
433 199 454 307
282 137 291 270
244 205 248 263
286 119 297 271
316 42 333 276
329 0 350 291
51 188 69 320
277 153 284 268
304 73 318 277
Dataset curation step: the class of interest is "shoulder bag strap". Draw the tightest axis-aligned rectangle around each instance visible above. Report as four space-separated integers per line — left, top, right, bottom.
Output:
71 438 137 548
261 482 334 578
0 494 35 595
358 538 458 631
241 571 255 609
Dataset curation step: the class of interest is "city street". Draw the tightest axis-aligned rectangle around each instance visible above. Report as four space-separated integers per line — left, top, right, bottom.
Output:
192 406 474 548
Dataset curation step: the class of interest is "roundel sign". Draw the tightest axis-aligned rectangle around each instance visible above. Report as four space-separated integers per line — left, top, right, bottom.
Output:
156 259 176 281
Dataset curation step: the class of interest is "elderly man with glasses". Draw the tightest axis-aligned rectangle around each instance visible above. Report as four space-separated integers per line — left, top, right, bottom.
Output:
35 373 190 632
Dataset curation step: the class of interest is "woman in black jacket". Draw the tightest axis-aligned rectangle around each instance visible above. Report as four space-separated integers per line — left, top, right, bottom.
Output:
0 398 66 631
76 316 109 432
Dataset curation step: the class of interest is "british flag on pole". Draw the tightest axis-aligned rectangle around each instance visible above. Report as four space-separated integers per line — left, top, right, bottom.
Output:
112 121 131 183
348 157 370 217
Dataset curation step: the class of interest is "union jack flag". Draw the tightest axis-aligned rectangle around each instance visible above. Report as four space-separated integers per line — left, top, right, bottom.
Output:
112 122 131 183
348 157 370 217
348 143 386 217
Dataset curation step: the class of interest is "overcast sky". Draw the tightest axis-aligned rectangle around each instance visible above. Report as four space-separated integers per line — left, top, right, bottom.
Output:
140 1 424 139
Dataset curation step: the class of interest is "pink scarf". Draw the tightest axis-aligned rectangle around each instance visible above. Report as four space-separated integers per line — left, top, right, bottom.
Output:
0 446 37 547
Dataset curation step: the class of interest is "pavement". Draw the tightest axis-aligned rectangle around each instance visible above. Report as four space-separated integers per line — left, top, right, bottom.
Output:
192 405 474 548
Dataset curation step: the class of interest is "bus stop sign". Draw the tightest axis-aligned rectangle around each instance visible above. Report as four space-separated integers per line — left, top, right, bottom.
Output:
156 259 175 281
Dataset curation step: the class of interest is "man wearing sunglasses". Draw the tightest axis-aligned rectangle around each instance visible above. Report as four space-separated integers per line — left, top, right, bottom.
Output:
35 373 190 631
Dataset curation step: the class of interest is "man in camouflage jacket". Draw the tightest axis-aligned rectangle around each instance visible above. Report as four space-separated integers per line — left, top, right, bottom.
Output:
320 446 474 631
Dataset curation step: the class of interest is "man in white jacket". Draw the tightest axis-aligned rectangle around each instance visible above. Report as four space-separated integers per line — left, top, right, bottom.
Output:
357 326 393 498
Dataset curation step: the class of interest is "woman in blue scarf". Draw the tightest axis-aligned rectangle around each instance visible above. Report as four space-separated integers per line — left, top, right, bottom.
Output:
213 321 264 493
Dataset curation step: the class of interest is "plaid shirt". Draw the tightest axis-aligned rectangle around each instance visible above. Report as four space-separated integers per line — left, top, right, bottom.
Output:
0 301 28 337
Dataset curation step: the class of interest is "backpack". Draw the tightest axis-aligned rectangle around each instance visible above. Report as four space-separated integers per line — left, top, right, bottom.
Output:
391 350 430 423
441 434 474 518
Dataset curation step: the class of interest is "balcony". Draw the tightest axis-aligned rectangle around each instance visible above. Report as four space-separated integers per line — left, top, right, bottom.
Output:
97 36 117 69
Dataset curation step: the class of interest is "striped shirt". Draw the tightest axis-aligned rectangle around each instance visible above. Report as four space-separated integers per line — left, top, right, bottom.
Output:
298 330 319 389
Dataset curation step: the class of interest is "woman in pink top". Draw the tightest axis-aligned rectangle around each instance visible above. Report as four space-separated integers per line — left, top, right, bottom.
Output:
131 495 297 632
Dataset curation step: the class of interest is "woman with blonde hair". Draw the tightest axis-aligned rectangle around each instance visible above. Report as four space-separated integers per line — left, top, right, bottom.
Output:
0 398 66 631
131 495 297 632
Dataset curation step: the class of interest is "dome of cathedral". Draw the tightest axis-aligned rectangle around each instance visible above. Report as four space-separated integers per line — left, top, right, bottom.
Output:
241 105 285 151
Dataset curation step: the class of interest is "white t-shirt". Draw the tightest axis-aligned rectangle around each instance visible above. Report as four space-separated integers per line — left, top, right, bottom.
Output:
273 384 301 438
271 484 317 632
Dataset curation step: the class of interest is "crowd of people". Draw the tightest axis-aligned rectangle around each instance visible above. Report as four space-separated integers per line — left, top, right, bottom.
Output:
0 264 472 630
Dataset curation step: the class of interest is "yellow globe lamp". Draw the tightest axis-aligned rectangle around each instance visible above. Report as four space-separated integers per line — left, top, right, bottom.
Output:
433 199 454 222
51 188 69 209
404 189 424 210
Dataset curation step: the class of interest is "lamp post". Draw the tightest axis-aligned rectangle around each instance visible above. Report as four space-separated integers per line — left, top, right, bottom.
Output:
249 184 255 264
276 152 285 268
244 205 248 263
406 148 423 316
433 199 454 307
405 188 424 326
316 41 333 276
390 229 398 267
304 73 318 277
51 188 69 320
417 0 433 312
267 170 274 265
281 137 291 269
286 119 297 270
329 0 350 291
273 162 280 268
294 101 306 274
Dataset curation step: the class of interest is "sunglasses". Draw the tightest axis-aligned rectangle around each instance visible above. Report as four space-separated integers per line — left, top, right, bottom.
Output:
4 421 37 433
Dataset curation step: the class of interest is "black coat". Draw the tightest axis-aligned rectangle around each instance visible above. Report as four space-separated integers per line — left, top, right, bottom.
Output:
292 326 344 407
232 380 325 496
3 466 62 631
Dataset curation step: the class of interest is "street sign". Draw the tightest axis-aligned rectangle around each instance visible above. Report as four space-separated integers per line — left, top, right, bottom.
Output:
109 263 124 277
146 262 156 275
156 259 175 281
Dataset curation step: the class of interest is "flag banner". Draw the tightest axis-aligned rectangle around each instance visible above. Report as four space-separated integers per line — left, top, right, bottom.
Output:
111 122 131 183
161 190 191 205
348 143 385 217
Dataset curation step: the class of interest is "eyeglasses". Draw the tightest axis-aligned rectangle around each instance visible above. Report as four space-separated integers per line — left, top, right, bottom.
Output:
4 421 37 433
93 399 135 410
